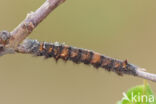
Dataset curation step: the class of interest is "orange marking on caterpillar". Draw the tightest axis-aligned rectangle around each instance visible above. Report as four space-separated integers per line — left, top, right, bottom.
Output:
48 47 53 53
70 49 79 58
122 59 128 68
114 61 121 68
60 46 69 59
81 51 90 61
39 43 44 51
91 53 101 64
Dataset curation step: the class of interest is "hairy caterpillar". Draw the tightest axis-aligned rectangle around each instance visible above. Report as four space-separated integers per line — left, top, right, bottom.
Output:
17 39 137 76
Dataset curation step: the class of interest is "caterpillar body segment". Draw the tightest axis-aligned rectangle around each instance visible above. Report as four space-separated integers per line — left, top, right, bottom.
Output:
17 39 137 76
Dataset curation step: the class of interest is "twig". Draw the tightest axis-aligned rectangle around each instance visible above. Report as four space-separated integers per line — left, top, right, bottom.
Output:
8 0 65 49
0 0 65 55
136 69 156 82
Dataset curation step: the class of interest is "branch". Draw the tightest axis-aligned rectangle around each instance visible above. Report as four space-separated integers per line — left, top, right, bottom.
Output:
8 0 65 49
136 69 156 82
16 39 156 82
0 0 65 55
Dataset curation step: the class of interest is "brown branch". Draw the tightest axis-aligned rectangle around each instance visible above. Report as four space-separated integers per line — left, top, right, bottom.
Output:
8 0 65 49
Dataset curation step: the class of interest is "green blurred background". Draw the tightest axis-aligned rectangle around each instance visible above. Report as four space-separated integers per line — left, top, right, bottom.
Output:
0 0 156 104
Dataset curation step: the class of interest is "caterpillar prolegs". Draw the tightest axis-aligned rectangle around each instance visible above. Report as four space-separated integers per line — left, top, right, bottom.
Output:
17 39 137 76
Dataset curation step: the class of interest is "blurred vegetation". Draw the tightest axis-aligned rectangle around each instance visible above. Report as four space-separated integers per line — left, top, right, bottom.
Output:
118 82 156 104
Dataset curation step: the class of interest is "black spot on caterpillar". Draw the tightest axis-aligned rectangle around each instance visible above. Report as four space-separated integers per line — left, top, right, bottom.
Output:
17 39 137 76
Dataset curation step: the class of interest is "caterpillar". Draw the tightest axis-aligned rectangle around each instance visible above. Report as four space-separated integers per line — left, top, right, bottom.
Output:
17 39 137 76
